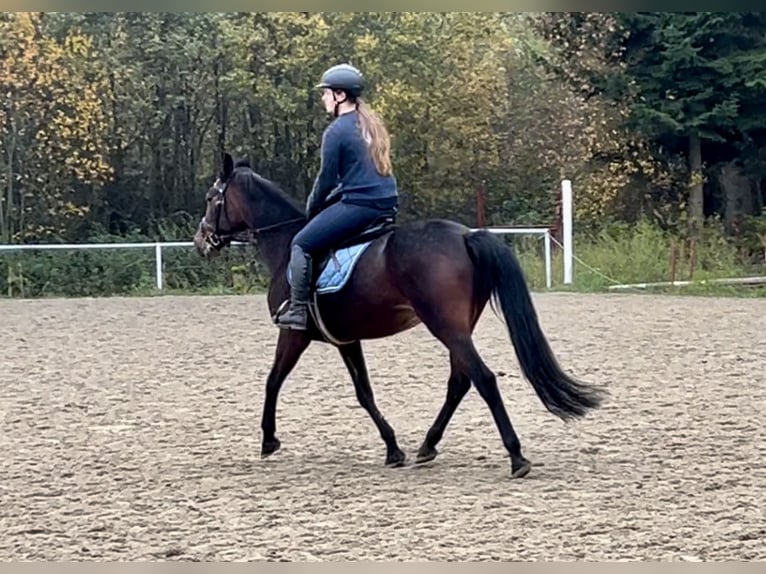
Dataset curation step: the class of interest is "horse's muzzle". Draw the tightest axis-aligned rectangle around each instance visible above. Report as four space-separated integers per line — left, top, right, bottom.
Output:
193 220 220 259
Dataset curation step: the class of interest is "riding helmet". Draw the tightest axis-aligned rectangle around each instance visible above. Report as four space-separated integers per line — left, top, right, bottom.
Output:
315 64 365 98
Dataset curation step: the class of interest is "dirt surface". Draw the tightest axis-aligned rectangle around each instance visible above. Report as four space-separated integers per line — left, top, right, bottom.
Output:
1 292 764 561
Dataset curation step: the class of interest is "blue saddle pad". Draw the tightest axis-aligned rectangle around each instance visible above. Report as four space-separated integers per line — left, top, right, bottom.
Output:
288 241 373 295
316 241 373 294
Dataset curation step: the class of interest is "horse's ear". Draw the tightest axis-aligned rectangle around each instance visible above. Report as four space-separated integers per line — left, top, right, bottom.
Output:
222 152 234 179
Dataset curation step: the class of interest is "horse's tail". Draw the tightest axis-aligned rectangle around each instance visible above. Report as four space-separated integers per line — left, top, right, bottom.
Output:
464 230 606 420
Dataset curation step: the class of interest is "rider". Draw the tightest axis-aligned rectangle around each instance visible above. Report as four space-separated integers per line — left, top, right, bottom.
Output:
274 63 399 331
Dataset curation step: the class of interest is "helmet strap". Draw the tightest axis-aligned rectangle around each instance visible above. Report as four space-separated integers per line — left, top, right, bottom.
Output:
332 91 347 118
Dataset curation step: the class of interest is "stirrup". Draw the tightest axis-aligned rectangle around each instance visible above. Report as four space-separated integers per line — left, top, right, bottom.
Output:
273 299 308 330
272 299 290 323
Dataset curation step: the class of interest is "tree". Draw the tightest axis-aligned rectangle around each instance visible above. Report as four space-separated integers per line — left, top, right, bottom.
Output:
611 13 766 231
0 12 112 243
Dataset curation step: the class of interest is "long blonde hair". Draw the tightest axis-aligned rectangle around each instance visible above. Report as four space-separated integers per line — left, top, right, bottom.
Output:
355 99 392 176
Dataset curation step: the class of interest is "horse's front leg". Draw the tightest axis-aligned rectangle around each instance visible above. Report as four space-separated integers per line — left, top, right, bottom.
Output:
339 340 406 467
261 329 311 457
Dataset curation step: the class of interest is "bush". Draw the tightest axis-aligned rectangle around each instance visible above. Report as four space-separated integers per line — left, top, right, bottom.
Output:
512 217 765 294
1 217 763 298
0 230 267 298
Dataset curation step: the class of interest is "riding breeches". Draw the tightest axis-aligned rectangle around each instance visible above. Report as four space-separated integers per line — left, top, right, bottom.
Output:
291 199 396 257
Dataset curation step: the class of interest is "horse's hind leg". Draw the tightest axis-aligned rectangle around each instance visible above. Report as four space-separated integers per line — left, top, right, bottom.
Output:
418 315 531 477
450 335 531 478
394 236 529 476
339 340 407 467
416 354 471 464
416 305 486 465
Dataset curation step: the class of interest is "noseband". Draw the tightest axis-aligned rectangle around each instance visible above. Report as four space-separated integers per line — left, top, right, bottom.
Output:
200 178 231 248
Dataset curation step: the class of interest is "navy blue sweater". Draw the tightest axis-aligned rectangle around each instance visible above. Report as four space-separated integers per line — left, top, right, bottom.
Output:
307 110 398 215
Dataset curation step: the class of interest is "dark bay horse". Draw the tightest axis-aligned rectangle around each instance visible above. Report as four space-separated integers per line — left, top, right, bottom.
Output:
193 152 606 478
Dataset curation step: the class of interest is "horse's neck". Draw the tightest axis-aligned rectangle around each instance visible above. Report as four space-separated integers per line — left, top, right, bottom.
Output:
246 181 304 278
253 199 303 277
257 228 295 278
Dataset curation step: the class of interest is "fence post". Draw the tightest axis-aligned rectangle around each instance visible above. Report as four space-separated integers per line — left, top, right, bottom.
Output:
154 242 163 290
544 231 552 290
561 179 573 284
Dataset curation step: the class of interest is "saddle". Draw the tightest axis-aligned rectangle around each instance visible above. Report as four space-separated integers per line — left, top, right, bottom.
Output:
285 214 397 291
311 214 397 285
304 214 396 346
276 210 396 344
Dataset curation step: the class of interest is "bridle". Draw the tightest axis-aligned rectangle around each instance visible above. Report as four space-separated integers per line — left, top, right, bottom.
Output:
200 176 304 249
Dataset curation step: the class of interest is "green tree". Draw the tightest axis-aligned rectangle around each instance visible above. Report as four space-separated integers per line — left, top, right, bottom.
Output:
608 13 766 231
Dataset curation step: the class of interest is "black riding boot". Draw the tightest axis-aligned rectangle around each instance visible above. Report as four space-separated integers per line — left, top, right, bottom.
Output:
275 244 312 330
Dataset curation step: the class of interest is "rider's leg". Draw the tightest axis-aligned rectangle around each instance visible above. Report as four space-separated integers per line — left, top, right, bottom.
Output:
274 200 393 330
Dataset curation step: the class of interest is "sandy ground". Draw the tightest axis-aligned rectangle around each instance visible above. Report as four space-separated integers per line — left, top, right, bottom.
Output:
1 292 764 561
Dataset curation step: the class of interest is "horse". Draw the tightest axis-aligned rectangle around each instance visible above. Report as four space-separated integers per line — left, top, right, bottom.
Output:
192 152 606 478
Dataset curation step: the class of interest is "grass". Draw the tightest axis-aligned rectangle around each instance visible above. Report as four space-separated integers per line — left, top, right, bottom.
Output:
2 218 764 299
514 218 766 297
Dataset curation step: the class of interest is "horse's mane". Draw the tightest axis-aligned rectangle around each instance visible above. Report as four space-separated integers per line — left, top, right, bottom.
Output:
230 157 305 216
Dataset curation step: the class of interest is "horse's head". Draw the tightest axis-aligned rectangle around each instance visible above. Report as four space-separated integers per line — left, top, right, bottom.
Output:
194 152 252 259
193 151 306 260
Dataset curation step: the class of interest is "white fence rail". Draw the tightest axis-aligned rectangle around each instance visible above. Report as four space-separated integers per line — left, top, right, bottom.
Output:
0 240 204 292
0 227 561 291
0 179 576 293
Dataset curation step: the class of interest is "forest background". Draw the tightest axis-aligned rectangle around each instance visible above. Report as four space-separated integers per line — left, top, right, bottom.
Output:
2 12 765 297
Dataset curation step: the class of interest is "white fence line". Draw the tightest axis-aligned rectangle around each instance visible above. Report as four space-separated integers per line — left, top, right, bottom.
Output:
481 227 553 289
0 227 559 291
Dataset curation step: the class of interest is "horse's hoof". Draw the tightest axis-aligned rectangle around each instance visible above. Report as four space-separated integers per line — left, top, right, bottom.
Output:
385 448 407 468
511 457 531 478
415 445 438 464
261 438 281 458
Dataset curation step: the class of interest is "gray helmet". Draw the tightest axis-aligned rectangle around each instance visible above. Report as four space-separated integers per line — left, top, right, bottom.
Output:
315 63 365 98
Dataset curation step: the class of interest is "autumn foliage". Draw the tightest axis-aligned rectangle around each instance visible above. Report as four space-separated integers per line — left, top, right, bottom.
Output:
0 12 650 242
1 12 765 296
0 13 112 243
